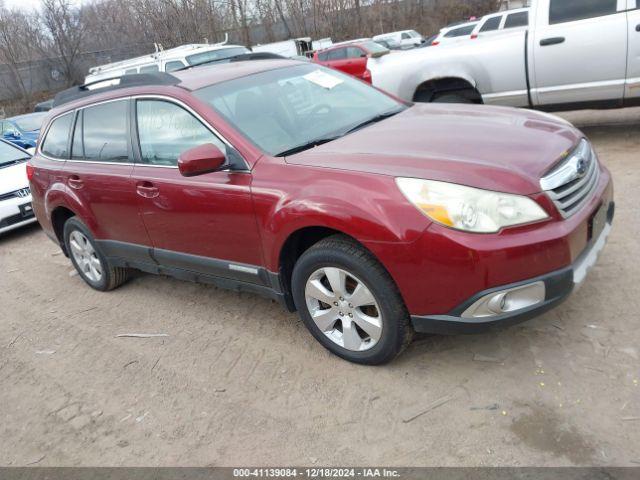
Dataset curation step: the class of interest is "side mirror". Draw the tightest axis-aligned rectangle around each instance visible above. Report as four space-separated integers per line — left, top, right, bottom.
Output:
369 49 389 59
178 143 227 177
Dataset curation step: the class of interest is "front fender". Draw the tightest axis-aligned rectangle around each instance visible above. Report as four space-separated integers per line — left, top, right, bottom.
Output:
250 159 430 272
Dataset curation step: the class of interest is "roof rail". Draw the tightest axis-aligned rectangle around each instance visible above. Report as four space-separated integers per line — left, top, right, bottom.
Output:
179 52 286 71
53 73 181 108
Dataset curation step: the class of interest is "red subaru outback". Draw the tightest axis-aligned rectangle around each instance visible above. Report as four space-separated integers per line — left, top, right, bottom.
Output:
29 60 614 365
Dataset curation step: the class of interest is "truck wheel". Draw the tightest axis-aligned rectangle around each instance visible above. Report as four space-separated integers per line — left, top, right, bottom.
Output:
63 217 129 291
291 235 413 365
432 91 475 103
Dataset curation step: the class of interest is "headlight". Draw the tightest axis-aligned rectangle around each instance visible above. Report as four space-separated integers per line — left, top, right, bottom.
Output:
396 178 549 233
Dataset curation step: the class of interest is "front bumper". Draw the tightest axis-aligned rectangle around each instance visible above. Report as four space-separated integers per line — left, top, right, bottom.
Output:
0 195 37 234
411 201 615 335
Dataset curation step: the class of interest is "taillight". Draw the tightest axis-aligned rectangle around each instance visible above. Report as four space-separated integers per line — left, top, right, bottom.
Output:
432 41 440 46
362 69 372 84
26 163 35 182
471 34 478 40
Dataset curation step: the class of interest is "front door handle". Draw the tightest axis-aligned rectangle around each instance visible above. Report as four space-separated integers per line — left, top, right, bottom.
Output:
68 175 84 190
540 37 565 46
136 181 159 199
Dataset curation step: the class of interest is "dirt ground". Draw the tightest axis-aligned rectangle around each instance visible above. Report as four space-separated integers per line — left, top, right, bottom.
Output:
0 108 639 468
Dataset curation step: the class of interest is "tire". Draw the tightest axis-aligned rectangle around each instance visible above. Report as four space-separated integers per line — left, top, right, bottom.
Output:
431 91 475 104
291 235 413 365
63 217 129 291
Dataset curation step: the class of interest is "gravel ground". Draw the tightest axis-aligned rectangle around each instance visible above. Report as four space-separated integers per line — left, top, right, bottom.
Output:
0 108 638 467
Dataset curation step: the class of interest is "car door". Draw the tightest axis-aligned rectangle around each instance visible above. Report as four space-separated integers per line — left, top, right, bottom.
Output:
531 0 628 106
343 47 368 79
131 97 264 280
626 0 640 101
63 99 152 253
325 47 349 73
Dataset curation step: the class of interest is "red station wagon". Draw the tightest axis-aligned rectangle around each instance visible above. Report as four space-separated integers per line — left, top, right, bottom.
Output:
313 40 390 83
29 60 614 364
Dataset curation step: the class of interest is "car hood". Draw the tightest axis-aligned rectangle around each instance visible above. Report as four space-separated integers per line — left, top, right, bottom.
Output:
286 104 582 195
0 161 29 196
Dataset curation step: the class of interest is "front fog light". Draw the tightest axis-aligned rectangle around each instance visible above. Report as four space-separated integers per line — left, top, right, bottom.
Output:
462 281 546 319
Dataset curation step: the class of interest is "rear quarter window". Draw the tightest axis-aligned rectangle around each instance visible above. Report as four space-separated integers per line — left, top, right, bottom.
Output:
504 11 529 28
480 16 502 32
41 113 73 159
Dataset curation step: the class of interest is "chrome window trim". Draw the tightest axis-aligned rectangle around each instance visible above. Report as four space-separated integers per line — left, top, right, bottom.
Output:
38 94 250 172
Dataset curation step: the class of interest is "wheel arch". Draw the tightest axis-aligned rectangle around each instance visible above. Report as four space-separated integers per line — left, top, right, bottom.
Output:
413 76 483 103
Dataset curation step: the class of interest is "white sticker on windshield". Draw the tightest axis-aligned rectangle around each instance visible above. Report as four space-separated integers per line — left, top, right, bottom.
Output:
303 70 344 89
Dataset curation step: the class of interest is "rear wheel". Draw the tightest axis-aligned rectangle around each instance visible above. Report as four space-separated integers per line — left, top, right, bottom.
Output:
63 217 129 291
291 235 413 365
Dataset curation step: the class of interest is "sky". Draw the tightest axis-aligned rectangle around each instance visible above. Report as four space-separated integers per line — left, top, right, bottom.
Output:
3 0 86 11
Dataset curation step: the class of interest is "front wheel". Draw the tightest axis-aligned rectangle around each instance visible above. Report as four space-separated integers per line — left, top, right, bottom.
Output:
291 236 413 365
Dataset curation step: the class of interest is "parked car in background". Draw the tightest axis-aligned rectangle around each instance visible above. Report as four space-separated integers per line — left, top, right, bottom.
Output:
252 37 332 58
85 41 250 83
313 40 390 83
367 0 640 110
1 112 47 150
430 21 478 46
31 60 613 364
373 38 402 50
373 30 423 49
470 8 529 40
0 139 35 235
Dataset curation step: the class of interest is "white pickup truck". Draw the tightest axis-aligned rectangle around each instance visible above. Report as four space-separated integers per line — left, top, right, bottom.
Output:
370 0 640 111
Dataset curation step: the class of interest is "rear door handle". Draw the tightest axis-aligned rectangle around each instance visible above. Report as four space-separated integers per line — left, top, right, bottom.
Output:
68 175 84 190
540 37 565 46
136 181 159 199
636 24 640 32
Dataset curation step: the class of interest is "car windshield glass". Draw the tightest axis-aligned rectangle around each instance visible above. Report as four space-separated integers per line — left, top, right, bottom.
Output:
0 141 29 167
194 64 404 156
408 30 421 38
186 47 251 65
10 113 47 132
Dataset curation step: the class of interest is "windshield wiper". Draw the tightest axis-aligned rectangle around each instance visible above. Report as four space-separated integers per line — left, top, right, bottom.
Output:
342 107 405 136
275 135 341 157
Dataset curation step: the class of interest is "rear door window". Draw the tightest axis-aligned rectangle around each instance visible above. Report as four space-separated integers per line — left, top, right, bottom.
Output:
81 100 130 162
480 16 502 32
504 11 529 28
549 0 618 24
41 113 73 159
327 48 347 61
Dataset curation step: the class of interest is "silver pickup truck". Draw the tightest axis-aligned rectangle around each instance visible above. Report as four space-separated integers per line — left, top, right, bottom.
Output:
370 0 640 111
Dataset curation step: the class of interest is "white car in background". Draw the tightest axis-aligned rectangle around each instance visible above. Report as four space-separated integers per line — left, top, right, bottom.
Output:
470 8 529 40
430 21 478 46
372 30 423 49
0 139 35 235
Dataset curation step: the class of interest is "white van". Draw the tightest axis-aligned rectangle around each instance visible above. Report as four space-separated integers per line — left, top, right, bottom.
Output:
85 42 250 83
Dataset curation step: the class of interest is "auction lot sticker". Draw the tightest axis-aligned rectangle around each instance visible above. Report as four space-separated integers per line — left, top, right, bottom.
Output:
303 70 344 89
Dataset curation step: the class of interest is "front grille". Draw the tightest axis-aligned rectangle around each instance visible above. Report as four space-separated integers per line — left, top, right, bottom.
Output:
0 187 30 202
0 211 35 228
540 139 600 218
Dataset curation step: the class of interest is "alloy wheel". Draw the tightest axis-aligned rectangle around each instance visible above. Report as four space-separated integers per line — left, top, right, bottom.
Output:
304 267 383 352
69 231 103 283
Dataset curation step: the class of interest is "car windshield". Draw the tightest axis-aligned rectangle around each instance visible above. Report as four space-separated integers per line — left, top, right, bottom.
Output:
408 30 421 38
10 112 47 132
194 64 404 156
0 141 29 168
186 47 251 66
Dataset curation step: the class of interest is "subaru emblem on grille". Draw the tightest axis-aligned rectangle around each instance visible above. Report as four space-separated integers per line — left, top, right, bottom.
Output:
16 188 30 198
